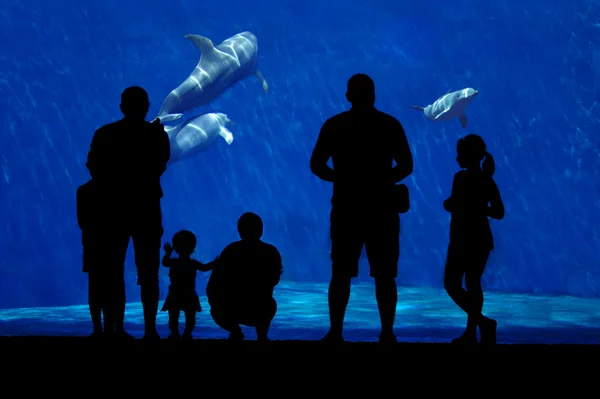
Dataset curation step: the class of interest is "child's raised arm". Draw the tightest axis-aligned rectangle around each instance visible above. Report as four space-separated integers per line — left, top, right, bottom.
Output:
162 242 174 267
486 178 505 220
194 255 219 272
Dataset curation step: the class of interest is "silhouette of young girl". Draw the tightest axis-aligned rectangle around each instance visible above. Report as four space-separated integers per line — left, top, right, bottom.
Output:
161 230 218 339
443 134 504 345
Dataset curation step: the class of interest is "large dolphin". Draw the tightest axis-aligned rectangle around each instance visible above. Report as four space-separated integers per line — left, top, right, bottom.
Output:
410 88 479 128
157 31 268 123
166 113 236 163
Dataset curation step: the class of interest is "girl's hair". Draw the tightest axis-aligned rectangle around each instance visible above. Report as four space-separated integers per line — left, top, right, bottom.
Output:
458 134 496 177
172 230 197 254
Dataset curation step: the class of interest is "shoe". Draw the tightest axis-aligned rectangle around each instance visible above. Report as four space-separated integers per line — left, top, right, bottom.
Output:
115 330 135 340
182 332 193 340
89 331 103 338
168 333 181 340
228 330 244 341
451 335 478 345
378 332 397 345
143 331 161 341
480 318 497 345
321 331 344 344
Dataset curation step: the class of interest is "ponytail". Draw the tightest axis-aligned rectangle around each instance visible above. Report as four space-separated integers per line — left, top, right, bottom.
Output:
482 151 495 177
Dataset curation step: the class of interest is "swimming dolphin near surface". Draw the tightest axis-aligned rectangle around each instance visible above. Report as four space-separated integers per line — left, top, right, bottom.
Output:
409 88 479 128
165 112 236 163
156 31 268 123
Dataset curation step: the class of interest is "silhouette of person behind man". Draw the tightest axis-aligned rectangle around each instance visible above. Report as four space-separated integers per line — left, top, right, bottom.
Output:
206 212 283 341
310 73 414 344
161 230 218 340
76 179 121 336
443 134 504 345
86 86 170 339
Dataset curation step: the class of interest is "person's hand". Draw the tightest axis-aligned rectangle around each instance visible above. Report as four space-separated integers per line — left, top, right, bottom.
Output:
151 118 165 131
163 242 173 254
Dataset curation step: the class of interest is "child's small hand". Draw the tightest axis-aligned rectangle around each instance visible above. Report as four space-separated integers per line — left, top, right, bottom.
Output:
163 242 173 254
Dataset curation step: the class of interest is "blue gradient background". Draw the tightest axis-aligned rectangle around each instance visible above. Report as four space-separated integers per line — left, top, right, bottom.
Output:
1 0 599 309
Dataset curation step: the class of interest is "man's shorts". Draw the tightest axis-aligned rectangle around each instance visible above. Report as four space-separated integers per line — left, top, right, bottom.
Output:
330 208 400 279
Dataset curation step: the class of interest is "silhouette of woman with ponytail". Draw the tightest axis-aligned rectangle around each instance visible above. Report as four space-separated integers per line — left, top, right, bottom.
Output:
443 134 504 345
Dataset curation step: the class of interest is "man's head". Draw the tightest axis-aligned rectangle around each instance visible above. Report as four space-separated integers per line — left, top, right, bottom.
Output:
346 73 375 108
237 212 263 241
120 86 150 120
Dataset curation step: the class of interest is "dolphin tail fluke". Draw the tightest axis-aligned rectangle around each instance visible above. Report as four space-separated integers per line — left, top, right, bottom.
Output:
219 127 234 145
459 113 468 128
256 70 268 93
158 114 183 123
409 105 425 111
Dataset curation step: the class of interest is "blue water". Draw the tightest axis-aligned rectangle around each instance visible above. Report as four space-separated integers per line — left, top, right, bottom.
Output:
1 0 600 337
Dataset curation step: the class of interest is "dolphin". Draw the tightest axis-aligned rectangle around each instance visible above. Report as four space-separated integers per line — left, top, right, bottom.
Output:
165 113 236 163
409 88 479 128
157 31 268 123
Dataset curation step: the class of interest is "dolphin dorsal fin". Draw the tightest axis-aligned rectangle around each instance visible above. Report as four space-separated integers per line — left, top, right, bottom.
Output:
184 34 216 56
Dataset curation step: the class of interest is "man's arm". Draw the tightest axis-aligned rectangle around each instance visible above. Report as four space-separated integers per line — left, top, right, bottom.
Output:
155 122 171 176
390 120 413 183
86 128 104 180
269 247 283 287
310 120 335 182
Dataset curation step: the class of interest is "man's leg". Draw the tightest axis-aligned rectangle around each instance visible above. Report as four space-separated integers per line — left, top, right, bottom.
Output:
87 271 103 336
325 208 362 342
254 298 277 341
132 206 163 340
103 232 130 337
210 306 243 340
367 213 400 343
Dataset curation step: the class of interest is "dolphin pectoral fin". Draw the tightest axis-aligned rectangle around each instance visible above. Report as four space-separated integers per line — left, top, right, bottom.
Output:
256 70 268 93
159 114 183 123
459 113 468 128
409 105 425 111
219 127 234 145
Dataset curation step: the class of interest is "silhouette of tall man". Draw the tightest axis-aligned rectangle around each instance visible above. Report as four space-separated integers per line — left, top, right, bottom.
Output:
310 74 413 343
86 86 170 339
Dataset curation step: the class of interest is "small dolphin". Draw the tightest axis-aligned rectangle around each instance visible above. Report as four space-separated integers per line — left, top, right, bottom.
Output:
157 31 268 123
166 113 236 163
410 88 479 128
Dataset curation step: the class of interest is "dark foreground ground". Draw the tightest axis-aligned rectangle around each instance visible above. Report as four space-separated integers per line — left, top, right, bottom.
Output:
1 336 598 389
1 282 599 388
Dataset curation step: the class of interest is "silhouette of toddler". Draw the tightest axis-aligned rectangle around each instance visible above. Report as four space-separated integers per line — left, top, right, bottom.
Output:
161 230 217 339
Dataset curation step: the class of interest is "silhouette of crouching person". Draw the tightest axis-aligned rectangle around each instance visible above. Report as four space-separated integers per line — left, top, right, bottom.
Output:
206 213 283 341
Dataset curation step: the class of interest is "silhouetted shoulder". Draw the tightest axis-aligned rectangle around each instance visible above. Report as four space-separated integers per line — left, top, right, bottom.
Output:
260 242 282 264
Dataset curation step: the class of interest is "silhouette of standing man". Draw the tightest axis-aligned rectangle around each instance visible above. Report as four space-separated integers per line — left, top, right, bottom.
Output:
310 74 413 344
87 86 170 339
